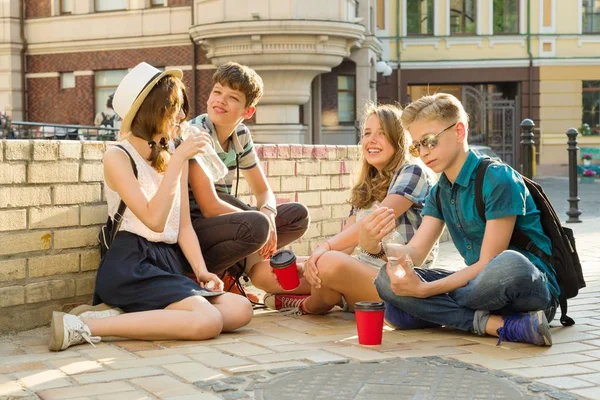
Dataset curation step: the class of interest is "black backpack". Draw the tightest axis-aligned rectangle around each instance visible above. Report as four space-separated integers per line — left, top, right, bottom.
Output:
100 112 115 128
97 145 137 259
436 158 585 326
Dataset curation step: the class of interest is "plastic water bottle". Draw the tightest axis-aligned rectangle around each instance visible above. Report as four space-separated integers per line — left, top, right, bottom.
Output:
381 230 413 278
180 121 228 182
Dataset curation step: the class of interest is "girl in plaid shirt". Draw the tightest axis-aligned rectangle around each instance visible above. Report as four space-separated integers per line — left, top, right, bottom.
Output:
264 104 437 314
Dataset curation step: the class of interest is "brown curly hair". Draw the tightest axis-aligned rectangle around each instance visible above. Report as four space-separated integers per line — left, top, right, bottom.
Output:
349 103 409 210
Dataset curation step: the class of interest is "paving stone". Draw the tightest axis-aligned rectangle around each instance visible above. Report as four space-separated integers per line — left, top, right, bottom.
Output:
37 382 135 399
222 376 246 384
131 375 200 397
190 352 252 368
72 366 164 384
212 382 237 392
13 369 72 391
215 343 274 357
324 346 395 361
537 376 595 389
162 362 225 383
571 386 600 398
248 349 348 364
224 361 309 375
47 357 104 375
104 354 190 369
0 361 47 374
96 390 152 400
510 365 595 379
221 392 249 400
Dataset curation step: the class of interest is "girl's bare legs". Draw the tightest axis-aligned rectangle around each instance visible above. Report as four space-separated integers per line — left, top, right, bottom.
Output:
84 293 252 341
303 251 380 314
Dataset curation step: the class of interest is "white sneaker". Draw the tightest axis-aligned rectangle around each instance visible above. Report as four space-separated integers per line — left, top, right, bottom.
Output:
49 312 101 351
69 303 123 320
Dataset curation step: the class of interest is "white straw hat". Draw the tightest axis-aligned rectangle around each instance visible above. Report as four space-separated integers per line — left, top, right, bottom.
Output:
113 62 183 133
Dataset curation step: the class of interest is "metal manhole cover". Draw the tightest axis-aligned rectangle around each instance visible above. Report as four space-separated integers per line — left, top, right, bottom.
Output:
255 359 540 400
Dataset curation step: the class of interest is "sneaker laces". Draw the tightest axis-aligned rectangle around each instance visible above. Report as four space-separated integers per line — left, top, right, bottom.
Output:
277 295 308 316
496 314 532 346
68 319 101 348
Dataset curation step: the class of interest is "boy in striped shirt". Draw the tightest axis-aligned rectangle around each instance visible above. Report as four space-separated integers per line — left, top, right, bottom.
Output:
188 62 309 295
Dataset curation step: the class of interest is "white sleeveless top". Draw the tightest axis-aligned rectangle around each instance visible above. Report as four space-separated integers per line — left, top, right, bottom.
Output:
105 140 181 244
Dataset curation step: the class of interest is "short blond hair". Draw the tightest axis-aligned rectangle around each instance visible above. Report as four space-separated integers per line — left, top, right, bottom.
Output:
400 93 469 132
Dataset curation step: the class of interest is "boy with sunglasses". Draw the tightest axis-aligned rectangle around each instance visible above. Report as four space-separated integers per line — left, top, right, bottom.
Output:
359 93 557 346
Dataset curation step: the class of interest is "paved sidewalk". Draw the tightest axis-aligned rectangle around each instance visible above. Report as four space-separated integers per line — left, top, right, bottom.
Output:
1 178 599 400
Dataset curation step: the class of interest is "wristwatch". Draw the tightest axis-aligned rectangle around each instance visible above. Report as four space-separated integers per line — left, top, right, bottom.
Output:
260 203 278 216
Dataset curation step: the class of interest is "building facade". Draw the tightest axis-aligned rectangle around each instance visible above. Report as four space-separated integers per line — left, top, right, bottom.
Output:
0 0 383 144
376 0 600 169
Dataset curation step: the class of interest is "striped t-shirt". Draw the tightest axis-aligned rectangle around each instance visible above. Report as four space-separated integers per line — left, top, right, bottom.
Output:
188 113 259 195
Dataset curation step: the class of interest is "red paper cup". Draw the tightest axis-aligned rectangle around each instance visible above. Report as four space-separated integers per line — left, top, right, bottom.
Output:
270 249 300 291
354 301 385 345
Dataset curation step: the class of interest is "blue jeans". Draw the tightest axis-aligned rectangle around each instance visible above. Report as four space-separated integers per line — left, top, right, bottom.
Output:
374 250 557 335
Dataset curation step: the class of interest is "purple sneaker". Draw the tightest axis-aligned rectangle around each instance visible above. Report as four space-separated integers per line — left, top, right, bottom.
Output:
497 310 552 346
384 303 441 330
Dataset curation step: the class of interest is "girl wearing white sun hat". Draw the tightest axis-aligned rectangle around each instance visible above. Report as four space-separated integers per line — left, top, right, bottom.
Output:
48 62 253 352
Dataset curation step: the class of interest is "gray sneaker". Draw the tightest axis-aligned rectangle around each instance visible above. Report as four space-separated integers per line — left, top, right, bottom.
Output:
49 312 101 351
69 303 123 320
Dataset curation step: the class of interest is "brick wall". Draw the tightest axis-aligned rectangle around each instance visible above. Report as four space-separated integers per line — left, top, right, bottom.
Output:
169 0 193 6
26 46 215 125
25 0 51 18
28 75 94 125
0 140 360 333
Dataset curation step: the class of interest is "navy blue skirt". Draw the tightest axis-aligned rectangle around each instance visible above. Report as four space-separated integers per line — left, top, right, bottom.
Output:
93 231 221 312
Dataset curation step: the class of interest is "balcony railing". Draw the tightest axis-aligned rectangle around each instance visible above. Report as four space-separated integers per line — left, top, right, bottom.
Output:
2 121 119 141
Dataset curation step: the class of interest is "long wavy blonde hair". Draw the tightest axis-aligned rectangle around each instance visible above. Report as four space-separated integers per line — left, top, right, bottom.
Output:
349 103 409 210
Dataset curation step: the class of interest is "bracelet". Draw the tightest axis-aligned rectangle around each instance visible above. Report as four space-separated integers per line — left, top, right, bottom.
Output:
324 241 332 251
360 243 385 259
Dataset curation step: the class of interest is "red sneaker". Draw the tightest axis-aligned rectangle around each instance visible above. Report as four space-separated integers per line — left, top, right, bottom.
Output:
264 293 309 314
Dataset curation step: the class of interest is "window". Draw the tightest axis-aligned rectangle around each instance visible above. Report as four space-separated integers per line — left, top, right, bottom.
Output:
583 81 600 133
60 0 73 14
337 75 356 124
60 72 75 89
95 70 127 115
151 0 165 6
406 0 434 36
450 0 477 35
583 0 600 33
95 0 127 12
493 0 519 33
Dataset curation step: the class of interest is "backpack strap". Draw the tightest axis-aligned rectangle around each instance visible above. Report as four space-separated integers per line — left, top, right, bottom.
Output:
474 158 493 222
110 144 138 243
475 159 552 263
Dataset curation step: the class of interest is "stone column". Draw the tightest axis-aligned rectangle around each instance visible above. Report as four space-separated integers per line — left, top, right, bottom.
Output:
0 0 24 120
350 35 383 119
190 0 366 144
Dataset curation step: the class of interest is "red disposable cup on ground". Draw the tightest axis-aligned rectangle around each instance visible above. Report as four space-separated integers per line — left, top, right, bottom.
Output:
270 249 300 291
354 301 385 345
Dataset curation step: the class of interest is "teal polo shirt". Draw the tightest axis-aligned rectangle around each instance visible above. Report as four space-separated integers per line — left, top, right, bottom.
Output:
422 150 559 300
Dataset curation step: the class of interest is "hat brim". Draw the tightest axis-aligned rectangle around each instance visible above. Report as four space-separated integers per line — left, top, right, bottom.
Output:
119 69 183 133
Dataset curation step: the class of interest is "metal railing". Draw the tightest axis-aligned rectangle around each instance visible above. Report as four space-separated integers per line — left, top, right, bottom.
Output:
3 121 120 141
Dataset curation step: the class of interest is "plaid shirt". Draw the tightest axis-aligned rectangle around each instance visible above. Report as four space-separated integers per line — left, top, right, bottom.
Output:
352 162 438 267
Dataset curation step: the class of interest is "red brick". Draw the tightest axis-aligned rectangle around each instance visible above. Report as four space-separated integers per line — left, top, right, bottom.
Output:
25 0 51 18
